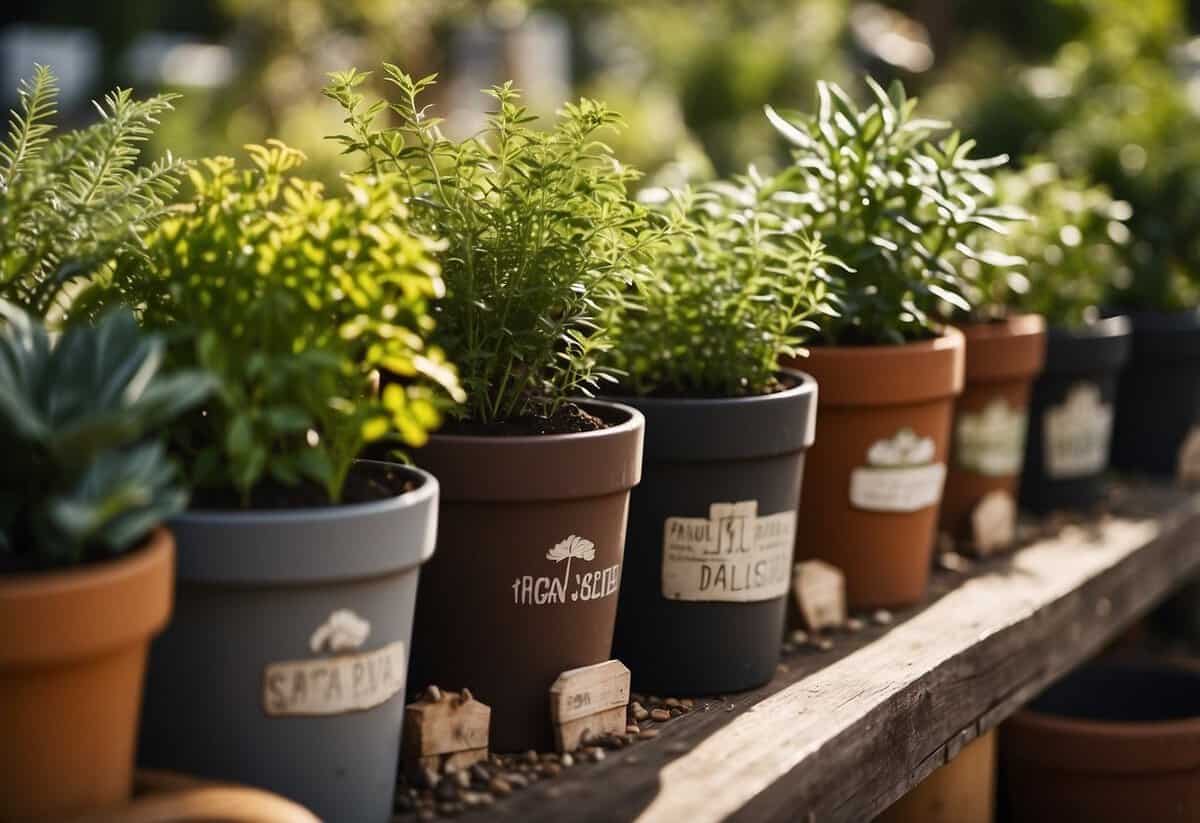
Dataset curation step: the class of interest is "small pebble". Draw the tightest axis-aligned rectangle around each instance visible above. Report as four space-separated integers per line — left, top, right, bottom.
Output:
626 724 641 735
670 708 684 718
488 777 512 797
639 728 660 740
425 685 443 703
539 763 562 778
846 617 865 633
436 802 462 817
523 750 539 765
664 697 681 708
777 663 790 673
814 637 834 652
873 609 894 625
560 753 575 768
681 698 695 709
504 772 529 789
650 708 671 722
939 551 970 573
648 696 662 705
632 705 649 722
453 770 471 789
589 747 606 762
781 642 796 654
540 752 559 763
789 629 809 645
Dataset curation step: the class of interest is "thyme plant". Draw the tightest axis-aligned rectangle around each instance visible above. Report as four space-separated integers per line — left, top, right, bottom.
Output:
324 68 665 425
607 169 840 397
101 141 461 505
970 162 1132 328
766 79 1024 345
0 65 185 318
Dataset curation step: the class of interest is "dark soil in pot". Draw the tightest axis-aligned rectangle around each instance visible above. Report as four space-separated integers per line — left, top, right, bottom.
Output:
138 461 438 823
1112 310 1200 476
1002 662 1200 823
1020 316 1131 514
942 315 1045 542
784 330 964 609
608 370 817 696
408 400 644 753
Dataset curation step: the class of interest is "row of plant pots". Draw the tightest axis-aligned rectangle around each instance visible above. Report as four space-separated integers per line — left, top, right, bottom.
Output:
7 67 1200 823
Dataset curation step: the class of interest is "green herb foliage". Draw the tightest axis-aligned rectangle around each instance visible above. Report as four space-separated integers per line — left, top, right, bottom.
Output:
0 301 210 569
607 169 840 397
324 68 666 424
969 162 1132 328
101 141 461 505
766 79 1024 345
0 65 185 318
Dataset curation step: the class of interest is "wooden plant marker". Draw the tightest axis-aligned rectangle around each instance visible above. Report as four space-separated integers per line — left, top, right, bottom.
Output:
402 686 490 778
549 660 631 753
1179 426 1200 487
970 490 1016 557
792 560 846 632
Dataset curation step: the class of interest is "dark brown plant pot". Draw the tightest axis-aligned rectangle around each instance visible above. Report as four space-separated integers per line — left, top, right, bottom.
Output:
0 530 173 821
941 315 1046 541
1003 662 1200 823
409 401 644 752
785 330 964 609
609 370 817 696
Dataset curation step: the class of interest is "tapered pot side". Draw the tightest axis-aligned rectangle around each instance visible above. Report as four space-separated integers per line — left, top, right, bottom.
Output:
1020 316 1131 514
1112 310 1200 476
785 330 965 610
1002 663 1200 823
608 370 818 696
138 462 438 823
942 315 1046 540
408 400 644 753
0 529 173 821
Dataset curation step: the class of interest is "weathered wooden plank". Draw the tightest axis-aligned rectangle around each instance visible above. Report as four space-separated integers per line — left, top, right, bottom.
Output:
442 484 1200 823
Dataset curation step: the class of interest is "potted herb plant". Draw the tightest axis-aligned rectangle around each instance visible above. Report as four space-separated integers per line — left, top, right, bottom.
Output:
326 68 656 751
97 142 460 822
977 164 1133 513
603 174 833 694
765 79 1018 608
0 303 208 820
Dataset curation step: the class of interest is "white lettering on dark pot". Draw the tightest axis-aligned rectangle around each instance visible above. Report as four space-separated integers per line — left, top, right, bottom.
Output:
511 534 620 606
661 500 796 603
1044 382 1113 479
849 427 946 513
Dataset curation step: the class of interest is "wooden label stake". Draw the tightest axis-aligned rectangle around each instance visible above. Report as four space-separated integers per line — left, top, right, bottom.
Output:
402 686 490 778
549 660 631 752
792 560 846 632
970 490 1016 557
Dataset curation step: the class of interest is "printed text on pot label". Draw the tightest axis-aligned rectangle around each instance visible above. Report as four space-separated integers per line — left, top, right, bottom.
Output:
511 534 620 606
661 500 796 603
850 427 946 513
263 641 406 717
1044 382 1112 478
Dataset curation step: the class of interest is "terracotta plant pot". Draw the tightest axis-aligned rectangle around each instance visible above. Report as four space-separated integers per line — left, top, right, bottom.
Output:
1003 662 1200 823
609 370 817 695
1019 317 1131 514
0 530 173 821
409 401 644 752
785 330 964 609
1112 310 1200 476
941 316 1045 541
138 462 437 823
877 729 996 823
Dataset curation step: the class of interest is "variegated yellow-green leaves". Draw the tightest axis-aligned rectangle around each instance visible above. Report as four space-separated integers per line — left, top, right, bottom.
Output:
105 140 462 504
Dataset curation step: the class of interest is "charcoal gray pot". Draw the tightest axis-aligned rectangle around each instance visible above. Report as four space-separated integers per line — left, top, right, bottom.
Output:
609 370 818 695
1112 310 1200 476
138 461 438 823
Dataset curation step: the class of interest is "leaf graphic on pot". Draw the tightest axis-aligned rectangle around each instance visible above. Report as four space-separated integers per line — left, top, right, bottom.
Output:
309 609 371 654
867 427 936 467
546 535 596 599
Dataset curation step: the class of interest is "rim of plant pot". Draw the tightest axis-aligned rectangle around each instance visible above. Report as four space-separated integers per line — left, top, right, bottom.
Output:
958 314 1047 383
786 328 965 408
604 369 817 462
170 461 438 585
1124 309 1200 361
415 400 644 501
0 528 173 667
1006 662 1200 775
1044 315 1132 375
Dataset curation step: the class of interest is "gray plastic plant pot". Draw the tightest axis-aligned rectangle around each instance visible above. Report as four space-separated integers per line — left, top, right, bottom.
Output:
609 370 818 695
138 461 438 823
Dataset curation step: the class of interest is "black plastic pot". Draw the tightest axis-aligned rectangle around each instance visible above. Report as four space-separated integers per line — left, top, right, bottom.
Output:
609 370 817 695
1112 310 1200 476
1020 317 1131 514
138 461 438 823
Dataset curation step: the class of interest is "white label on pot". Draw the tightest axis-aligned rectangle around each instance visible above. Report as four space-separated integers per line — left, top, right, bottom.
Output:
263 641 406 717
661 500 796 603
511 534 620 606
1044 382 1113 479
849 427 946 513
955 398 1028 477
